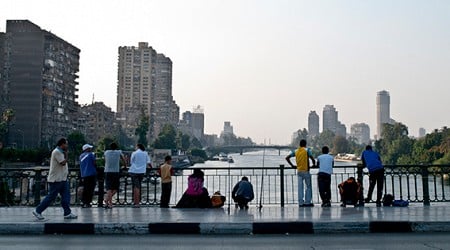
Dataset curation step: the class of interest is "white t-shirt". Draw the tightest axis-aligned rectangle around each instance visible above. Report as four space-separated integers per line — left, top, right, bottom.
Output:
317 154 334 175
129 149 152 174
104 150 123 173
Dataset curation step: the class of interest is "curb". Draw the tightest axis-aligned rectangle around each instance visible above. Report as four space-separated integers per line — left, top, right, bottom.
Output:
0 221 449 235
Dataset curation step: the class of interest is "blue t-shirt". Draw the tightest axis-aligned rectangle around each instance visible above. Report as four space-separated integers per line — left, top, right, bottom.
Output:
79 152 96 177
361 150 383 173
317 154 334 175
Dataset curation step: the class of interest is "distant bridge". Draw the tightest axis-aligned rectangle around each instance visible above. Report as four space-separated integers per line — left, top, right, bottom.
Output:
205 145 293 155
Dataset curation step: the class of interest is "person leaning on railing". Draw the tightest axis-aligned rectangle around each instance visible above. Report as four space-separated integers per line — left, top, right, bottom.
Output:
361 145 384 207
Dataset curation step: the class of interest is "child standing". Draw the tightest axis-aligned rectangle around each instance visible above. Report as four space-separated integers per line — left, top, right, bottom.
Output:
159 155 174 208
317 146 334 207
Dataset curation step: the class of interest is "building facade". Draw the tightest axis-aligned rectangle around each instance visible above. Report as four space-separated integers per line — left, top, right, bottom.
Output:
116 42 178 143
308 111 319 138
350 123 370 145
1 20 80 148
322 105 338 134
376 90 393 138
76 102 117 144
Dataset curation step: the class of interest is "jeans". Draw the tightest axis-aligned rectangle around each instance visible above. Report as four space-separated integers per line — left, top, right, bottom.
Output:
36 181 71 216
367 168 384 202
297 171 312 205
160 182 172 208
318 172 331 204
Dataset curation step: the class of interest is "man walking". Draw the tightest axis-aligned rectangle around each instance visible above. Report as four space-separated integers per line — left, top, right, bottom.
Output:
79 144 96 208
362 145 384 207
286 139 316 207
32 138 77 220
129 143 152 207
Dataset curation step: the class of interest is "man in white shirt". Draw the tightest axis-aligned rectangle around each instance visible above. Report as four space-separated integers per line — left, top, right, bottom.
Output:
129 143 152 207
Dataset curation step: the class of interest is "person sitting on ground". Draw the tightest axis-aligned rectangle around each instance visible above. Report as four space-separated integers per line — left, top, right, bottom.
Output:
232 176 254 210
175 169 212 208
338 177 361 207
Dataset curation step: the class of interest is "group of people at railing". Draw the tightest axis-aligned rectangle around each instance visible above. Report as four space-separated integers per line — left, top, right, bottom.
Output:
32 138 255 221
286 139 384 207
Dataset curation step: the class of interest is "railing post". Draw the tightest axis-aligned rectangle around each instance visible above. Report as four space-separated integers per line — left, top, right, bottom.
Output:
34 168 42 206
421 165 430 206
280 164 285 207
97 167 105 207
357 164 364 206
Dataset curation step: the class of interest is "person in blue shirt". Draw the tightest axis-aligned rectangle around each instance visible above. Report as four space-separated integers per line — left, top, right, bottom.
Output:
79 144 97 208
317 146 334 207
361 145 384 207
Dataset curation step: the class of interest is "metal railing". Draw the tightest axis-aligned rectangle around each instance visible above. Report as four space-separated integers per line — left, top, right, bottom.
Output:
0 164 449 207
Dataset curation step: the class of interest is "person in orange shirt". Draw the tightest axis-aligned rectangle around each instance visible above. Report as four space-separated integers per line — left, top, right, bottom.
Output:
158 155 174 208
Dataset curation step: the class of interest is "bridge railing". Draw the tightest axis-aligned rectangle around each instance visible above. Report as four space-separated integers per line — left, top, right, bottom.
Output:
0 164 449 207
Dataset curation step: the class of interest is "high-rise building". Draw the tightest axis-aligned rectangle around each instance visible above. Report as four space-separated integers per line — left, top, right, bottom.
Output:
376 90 393 138
1 20 80 148
191 106 204 141
336 122 347 138
308 111 319 138
223 121 234 135
350 123 370 145
116 42 178 143
323 105 338 134
418 127 426 138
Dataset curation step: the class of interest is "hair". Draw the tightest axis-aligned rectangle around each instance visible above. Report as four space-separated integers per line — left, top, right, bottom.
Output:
348 177 356 182
137 143 145 151
322 146 329 154
299 139 307 147
56 138 67 147
241 176 249 181
365 145 373 151
165 155 172 162
109 142 118 150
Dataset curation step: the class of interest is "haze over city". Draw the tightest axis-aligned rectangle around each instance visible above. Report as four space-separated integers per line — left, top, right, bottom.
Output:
1 0 449 144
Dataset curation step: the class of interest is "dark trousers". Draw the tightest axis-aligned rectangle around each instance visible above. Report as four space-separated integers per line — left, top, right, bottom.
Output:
81 175 96 205
318 172 331 203
160 182 172 208
367 169 384 202
234 195 251 209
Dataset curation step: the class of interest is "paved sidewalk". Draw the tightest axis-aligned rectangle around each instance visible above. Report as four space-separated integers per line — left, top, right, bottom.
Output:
1 203 449 234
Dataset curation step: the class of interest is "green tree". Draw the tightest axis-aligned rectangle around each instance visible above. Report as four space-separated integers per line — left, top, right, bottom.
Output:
180 133 191 152
291 128 308 147
375 123 414 164
67 131 87 166
135 108 149 146
332 136 349 154
153 124 177 150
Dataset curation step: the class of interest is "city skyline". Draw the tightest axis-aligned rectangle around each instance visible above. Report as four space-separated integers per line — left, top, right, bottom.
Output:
1 1 450 144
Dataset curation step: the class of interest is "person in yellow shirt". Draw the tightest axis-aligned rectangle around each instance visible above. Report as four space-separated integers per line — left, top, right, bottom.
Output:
285 139 316 207
158 155 174 208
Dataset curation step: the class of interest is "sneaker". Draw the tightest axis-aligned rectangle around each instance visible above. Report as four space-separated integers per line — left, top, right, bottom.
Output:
32 210 44 220
364 198 371 203
64 213 78 219
303 203 314 207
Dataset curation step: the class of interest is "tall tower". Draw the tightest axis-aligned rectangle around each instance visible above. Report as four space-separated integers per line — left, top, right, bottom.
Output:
117 42 178 143
308 111 319 138
2 20 80 148
376 90 391 138
322 105 338 134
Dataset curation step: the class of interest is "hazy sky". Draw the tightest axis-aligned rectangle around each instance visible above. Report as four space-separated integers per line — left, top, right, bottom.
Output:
2 0 450 144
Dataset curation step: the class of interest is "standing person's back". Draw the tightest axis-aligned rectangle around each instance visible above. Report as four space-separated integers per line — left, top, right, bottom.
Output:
129 144 152 207
159 155 174 208
361 145 384 206
317 146 334 207
285 139 316 207
79 144 96 208
104 142 126 209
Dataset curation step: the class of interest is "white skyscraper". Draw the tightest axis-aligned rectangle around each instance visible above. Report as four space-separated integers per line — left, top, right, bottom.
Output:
376 90 392 138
